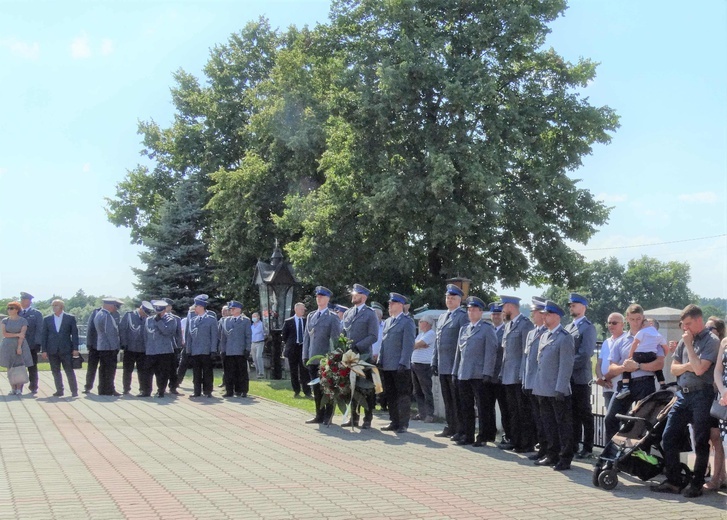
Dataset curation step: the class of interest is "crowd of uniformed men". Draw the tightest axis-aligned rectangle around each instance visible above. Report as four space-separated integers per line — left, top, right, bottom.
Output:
11 282 721 498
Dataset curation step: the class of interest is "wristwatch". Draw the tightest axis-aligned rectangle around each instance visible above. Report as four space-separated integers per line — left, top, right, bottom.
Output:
636 363 641 370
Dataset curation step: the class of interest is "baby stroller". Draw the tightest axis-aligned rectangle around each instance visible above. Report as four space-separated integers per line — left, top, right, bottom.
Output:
592 386 693 490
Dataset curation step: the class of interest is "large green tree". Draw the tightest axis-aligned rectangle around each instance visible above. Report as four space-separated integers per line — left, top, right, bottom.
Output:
110 2 619 307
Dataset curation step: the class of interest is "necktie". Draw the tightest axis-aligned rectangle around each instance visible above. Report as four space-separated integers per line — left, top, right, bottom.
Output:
297 318 303 343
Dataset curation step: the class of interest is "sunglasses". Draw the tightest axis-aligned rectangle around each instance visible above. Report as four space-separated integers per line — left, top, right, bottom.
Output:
607 321 621 325
707 326 717 331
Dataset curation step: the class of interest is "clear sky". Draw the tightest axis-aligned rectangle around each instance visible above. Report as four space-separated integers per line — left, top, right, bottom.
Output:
1 0 725 305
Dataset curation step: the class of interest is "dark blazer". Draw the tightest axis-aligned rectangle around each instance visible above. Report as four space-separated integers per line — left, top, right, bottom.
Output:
282 315 306 357
40 313 79 356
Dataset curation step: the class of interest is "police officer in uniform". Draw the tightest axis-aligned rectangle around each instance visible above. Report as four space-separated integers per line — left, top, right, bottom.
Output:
119 301 154 395
453 296 499 446
186 295 218 398
303 286 342 424
489 302 510 445
163 298 184 395
84 302 121 393
565 292 597 459
532 300 575 471
379 292 416 433
341 283 379 428
93 298 124 396
19 292 43 394
142 300 178 397
219 300 252 398
499 295 535 452
522 297 548 461
432 284 468 439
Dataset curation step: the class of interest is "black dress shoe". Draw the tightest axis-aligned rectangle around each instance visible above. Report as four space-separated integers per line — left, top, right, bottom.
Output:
52 391 64 397
450 433 463 442
473 441 485 447
396 427 408 433
123 390 131 395
514 446 535 454
456 438 474 446
380 424 397 431
306 417 324 424
136 393 151 397
434 429 451 438
553 460 571 471
341 419 359 428
71 392 78 397
498 442 515 450
111 392 122 397
222 393 234 398
575 448 593 460
241 393 247 398
169 389 180 395
155 393 165 398
218 382 225 388
189 394 201 399
534 456 557 466
204 394 213 398
528 452 546 460
82 389 90 394
361 421 371 429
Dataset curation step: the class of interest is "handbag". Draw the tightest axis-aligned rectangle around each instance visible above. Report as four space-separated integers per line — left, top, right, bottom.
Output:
711 396 727 421
72 354 84 370
8 365 29 385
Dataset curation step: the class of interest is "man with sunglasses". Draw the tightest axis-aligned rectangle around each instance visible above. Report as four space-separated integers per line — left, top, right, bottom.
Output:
595 313 627 409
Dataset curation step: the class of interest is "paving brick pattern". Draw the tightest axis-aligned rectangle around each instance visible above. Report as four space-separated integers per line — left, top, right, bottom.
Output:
0 371 724 519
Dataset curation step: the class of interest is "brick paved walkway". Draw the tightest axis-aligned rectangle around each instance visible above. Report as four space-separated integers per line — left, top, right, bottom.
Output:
0 371 724 519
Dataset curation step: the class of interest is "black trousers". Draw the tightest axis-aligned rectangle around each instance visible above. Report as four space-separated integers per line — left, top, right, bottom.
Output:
382 369 412 429
504 384 535 449
440 374 460 434
167 349 182 390
190 354 213 396
538 395 574 462
85 346 100 390
308 364 333 421
352 370 376 424
571 382 594 451
287 344 311 395
176 349 190 385
526 389 547 456
122 350 148 394
48 352 78 394
97 350 118 395
145 353 174 395
493 382 511 440
458 379 496 442
224 355 249 395
28 348 39 391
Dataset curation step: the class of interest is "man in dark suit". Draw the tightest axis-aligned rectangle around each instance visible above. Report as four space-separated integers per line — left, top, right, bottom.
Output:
40 299 80 397
19 291 43 394
282 302 311 398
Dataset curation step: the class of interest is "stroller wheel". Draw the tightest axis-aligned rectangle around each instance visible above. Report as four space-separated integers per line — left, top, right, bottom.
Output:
678 462 693 488
598 469 618 490
592 465 602 487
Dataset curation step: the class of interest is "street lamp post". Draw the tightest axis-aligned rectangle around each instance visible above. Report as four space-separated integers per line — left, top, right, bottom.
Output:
253 241 299 380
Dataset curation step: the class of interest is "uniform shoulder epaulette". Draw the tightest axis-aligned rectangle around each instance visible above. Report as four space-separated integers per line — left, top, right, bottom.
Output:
558 328 570 335
581 317 592 325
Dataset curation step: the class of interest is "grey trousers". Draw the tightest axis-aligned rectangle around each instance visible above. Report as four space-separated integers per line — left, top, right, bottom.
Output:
411 362 434 418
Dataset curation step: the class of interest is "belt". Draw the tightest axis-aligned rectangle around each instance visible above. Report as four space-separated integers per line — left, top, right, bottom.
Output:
631 375 655 382
680 385 708 394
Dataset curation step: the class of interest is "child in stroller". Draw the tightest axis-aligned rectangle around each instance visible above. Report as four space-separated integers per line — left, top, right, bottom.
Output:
593 385 692 490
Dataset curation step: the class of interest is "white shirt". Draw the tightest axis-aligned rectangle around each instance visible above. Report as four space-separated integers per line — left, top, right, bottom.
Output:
600 332 627 382
411 329 436 364
53 312 64 333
